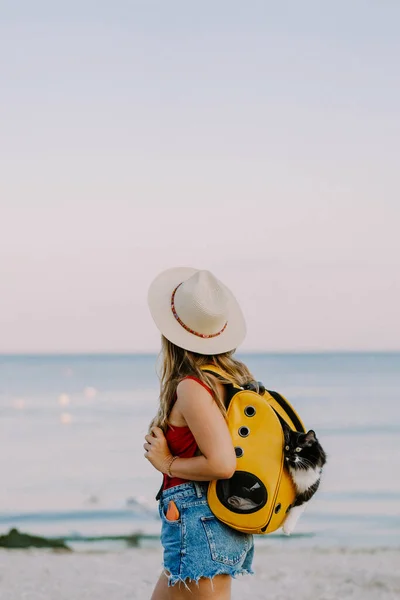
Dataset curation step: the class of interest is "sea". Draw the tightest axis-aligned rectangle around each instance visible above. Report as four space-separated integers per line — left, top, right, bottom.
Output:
1 353 399 551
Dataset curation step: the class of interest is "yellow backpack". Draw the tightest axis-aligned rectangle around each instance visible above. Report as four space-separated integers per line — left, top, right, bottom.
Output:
201 365 306 535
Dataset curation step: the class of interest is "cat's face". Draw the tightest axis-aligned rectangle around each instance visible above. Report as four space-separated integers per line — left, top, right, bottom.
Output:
284 429 324 469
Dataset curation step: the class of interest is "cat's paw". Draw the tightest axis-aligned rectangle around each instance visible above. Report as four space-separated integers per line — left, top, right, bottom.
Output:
282 522 294 535
282 503 306 535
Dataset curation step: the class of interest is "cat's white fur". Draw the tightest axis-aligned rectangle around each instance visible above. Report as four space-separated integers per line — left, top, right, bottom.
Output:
289 465 321 493
282 465 322 535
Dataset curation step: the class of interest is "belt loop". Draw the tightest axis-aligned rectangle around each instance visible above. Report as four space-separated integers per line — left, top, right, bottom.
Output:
193 482 203 498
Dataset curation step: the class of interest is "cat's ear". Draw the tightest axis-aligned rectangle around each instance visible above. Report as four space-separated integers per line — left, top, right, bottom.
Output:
281 421 291 441
304 430 317 445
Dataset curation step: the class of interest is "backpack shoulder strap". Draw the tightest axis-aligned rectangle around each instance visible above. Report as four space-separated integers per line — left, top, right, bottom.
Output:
199 364 238 383
200 364 242 407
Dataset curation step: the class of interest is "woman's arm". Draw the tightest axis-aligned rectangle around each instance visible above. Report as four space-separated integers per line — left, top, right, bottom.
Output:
144 378 236 480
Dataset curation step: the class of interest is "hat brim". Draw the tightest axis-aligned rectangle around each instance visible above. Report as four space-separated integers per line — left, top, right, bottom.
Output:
147 267 246 355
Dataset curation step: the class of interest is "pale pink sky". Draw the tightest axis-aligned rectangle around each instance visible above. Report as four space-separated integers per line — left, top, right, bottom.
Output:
1 2 399 352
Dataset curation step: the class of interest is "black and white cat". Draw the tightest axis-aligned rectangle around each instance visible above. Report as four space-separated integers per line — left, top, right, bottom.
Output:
282 426 327 535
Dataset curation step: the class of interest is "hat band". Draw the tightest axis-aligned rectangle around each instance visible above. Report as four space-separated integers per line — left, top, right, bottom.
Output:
171 284 228 339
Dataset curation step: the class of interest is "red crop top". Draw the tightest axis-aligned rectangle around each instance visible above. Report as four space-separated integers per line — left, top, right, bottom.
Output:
163 376 212 490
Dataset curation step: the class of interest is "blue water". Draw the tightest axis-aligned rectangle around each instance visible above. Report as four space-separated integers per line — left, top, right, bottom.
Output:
1 353 399 548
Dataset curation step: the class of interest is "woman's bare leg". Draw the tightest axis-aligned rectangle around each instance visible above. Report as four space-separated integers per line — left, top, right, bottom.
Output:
150 571 169 600
150 572 232 600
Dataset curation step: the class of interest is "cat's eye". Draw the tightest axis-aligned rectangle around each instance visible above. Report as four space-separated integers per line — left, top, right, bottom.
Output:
285 445 290 451
295 447 302 453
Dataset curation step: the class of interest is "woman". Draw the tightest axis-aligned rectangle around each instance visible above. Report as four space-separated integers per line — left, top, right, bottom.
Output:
145 267 255 599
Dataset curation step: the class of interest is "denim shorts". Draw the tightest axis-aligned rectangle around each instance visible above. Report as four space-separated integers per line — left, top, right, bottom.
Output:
158 481 254 587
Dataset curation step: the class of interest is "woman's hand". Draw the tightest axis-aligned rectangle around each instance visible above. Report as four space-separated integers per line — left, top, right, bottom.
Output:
144 426 173 473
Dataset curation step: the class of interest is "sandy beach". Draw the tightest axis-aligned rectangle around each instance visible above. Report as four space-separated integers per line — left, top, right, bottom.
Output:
1 546 399 600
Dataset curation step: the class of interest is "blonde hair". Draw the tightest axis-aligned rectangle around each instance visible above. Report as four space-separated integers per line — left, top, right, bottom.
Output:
151 335 254 431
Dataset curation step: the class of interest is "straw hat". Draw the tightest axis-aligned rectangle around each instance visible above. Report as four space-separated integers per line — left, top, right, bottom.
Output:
147 267 246 355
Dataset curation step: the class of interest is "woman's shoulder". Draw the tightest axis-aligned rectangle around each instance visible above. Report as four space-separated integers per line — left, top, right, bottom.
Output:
177 373 228 409
177 375 213 396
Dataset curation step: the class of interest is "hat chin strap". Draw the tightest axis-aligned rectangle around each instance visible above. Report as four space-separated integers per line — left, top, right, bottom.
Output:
170 284 228 339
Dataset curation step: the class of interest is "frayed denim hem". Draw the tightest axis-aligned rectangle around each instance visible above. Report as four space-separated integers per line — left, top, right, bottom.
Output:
165 566 255 588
